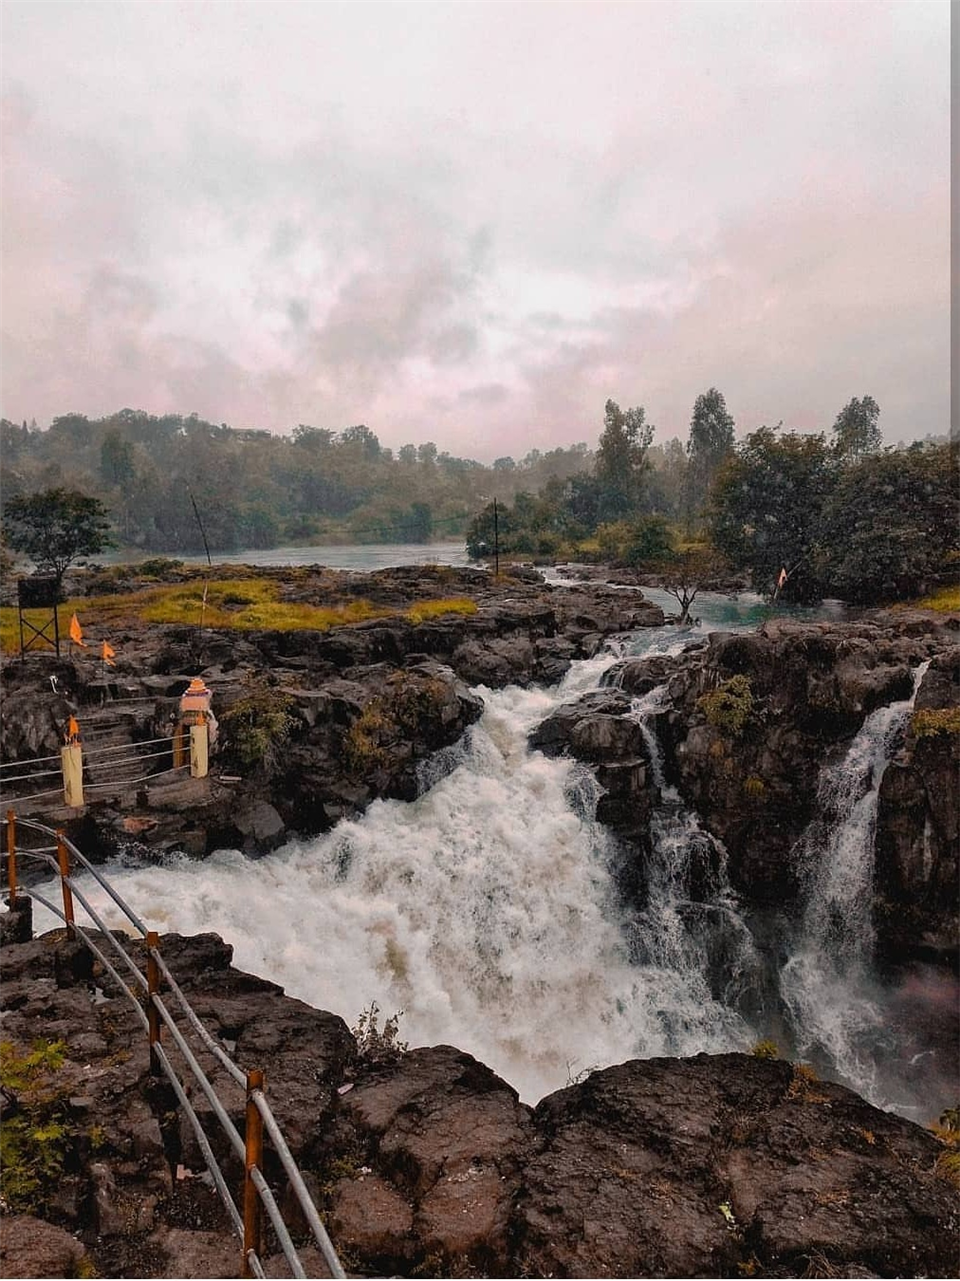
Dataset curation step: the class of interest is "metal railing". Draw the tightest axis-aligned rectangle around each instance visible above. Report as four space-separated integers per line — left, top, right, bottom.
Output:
1 813 346 1279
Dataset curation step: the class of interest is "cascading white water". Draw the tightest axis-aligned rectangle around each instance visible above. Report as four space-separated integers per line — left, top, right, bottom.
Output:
779 661 932 1103
625 688 765 1026
32 630 754 1103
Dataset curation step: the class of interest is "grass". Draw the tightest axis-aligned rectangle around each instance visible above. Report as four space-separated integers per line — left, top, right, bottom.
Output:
912 585 960 613
0 580 481 652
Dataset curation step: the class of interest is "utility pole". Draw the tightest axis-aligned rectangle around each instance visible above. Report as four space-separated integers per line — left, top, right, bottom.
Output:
493 498 500 577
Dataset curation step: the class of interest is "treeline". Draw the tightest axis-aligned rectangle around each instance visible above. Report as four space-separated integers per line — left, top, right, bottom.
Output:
0 410 595 553
467 393 958 605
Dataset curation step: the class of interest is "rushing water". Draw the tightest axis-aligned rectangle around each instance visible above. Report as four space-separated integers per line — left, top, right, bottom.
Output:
778 662 932 1106
27 587 950 1115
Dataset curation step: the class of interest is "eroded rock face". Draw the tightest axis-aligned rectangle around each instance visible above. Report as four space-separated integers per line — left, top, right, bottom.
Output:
532 615 959 964
1 929 956 1280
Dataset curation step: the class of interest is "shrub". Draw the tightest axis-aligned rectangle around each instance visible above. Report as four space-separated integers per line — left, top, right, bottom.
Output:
911 707 960 739
0 1038 72 1213
352 1002 408 1064
342 701 390 773
743 776 766 800
136 557 185 578
698 675 754 737
220 679 297 770
751 1039 779 1059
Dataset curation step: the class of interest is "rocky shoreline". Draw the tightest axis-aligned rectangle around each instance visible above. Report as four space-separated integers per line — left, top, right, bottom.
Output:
1 928 957 1280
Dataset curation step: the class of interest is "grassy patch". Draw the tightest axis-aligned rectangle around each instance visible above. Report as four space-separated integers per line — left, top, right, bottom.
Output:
1 580 484 651
912 707 960 739
912 585 960 613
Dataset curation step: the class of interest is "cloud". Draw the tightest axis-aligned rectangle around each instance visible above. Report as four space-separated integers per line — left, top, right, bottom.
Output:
0 1 949 457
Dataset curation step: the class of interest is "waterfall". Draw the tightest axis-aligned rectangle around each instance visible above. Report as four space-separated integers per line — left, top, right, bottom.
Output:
626 688 766 1029
779 661 931 1103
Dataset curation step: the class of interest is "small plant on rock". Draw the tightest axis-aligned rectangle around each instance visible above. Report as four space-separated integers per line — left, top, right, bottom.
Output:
697 675 755 738
751 1039 779 1059
911 707 960 739
0 1038 73 1213
220 678 297 771
351 1002 408 1064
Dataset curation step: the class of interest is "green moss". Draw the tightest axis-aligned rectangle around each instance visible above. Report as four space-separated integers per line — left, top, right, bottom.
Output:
698 675 755 738
912 707 960 739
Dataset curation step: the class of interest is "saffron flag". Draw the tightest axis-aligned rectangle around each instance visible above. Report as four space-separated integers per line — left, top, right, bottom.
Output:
777 567 788 589
101 640 116 667
66 715 81 742
69 613 87 646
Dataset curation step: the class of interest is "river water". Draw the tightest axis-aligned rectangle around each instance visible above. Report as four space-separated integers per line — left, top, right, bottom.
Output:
29 568 954 1118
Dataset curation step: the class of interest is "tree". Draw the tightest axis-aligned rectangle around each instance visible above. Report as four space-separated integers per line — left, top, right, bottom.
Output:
100 430 135 486
653 546 732 624
709 426 831 601
831 395 881 460
3 488 113 593
595 399 653 521
816 442 958 602
685 388 735 523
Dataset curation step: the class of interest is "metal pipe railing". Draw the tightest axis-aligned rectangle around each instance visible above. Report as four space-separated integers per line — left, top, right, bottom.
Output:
1 815 345 1279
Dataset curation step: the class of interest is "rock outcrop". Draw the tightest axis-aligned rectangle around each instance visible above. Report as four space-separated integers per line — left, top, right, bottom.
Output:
0 567 664 861
1 928 956 1279
531 613 960 965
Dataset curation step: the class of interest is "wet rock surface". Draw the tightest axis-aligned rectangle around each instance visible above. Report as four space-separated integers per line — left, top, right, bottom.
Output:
1 929 956 1279
532 613 960 965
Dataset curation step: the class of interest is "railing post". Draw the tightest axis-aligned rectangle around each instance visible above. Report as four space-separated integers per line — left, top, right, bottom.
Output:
62 724 84 808
173 723 186 769
146 930 162 1075
242 1069 265 1276
55 830 75 936
6 809 17 903
189 721 209 779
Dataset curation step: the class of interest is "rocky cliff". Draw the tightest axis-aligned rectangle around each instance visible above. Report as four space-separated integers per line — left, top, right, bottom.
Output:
1 929 956 1279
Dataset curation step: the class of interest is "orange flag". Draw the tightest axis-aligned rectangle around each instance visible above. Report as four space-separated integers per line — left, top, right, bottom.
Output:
101 640 116 667
69 613 87 646
66 715 81 742
777 567 788 589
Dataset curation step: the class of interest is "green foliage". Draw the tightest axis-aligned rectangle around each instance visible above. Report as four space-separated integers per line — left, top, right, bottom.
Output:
709 426 830 601
2 487 113 589
831 394 881 459
0 1038 72 1213
596 399 654 522
816 443 959 603
685 387 735 525
351 1002 408 1064
751 1038 779 1059
220 679 297 770
697 675 754 738
136 557 185 578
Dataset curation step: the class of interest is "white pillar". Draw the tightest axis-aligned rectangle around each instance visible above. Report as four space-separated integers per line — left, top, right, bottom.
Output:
61 743 84 807
189 723 209 779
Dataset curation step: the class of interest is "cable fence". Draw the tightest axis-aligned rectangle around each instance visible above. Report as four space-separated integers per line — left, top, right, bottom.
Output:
1 814 345 1279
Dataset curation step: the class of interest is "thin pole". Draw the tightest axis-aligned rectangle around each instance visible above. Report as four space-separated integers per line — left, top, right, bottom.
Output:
493 498 500 577
6 810 17 902
55 831 75 934
146 931 162 1075
243 1069 266 1277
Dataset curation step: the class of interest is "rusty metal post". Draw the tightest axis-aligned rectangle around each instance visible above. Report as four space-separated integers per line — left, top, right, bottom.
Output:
6 809 17 903
242 1069 265 1276
55 830 75 935
173 723 186 769
146 930 161 1074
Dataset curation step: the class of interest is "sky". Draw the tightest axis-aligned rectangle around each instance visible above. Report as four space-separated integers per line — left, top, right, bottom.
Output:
0 1 950 460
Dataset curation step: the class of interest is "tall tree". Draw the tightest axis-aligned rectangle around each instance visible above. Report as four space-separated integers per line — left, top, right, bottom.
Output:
709 426 831 601
685 388 735 523
3 488 113 594
831 395 881 459
595 399 653 521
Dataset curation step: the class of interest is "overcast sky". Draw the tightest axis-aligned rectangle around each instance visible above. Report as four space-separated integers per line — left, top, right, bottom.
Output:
1 1 950 459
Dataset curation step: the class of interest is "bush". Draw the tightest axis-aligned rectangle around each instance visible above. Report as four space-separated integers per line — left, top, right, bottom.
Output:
352 1002 408 1064
0 1038 72 1213
220 679 297 771
698 675 754 738
751 1039 779 1059
136 557 185 578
